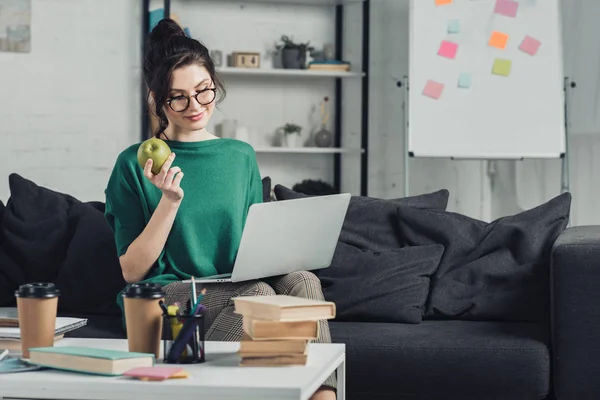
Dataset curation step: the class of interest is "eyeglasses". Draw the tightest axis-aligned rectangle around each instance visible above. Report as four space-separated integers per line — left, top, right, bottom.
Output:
166 88 217 112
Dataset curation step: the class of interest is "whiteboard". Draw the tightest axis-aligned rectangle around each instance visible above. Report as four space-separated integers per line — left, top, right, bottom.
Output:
408 0 566 159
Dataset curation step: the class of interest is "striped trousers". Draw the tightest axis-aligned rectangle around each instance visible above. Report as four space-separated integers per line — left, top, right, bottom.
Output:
163 270 337 390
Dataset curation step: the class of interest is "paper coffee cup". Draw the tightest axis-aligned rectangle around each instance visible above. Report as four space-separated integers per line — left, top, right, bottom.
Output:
15 282 60 359
122 283 165 358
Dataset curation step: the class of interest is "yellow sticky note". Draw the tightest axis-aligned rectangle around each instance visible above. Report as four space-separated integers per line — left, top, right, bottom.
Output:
435 0 453 6
492 59 512 77
489 31 509 49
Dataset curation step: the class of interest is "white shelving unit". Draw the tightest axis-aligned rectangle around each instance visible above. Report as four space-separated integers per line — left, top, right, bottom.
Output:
217 66 364 79
254 147 364 154
143 0 370 195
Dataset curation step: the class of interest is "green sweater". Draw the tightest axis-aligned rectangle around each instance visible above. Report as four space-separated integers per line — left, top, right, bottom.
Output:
104 138 263 312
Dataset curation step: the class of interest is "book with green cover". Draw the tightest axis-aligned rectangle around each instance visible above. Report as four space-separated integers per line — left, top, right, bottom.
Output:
28 346 155 376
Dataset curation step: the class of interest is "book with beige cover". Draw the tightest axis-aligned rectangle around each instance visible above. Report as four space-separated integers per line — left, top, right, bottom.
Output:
234 295 336 366
232 295 335 321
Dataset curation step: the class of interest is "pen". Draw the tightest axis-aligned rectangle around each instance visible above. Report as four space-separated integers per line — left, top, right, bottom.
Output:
0 349 9 362
190 276 197 314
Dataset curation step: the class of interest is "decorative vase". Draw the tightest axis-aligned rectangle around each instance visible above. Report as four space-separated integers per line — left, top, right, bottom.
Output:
313 126 333 147
282 48 305 69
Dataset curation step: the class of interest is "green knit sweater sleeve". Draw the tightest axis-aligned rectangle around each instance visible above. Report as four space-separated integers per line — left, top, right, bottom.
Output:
247 148 264 208
104 149 147 258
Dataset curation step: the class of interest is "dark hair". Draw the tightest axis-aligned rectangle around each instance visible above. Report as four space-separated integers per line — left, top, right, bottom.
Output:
143 19 226 138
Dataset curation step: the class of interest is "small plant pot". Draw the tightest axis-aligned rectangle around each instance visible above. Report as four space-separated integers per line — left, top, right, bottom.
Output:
282 48 305 69
284 133 301 147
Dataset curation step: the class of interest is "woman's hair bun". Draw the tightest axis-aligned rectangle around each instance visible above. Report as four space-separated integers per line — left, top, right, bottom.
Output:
148 18 186 46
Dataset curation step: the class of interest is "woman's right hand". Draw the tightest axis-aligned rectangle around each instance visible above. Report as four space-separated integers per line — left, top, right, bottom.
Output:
144 152 184 203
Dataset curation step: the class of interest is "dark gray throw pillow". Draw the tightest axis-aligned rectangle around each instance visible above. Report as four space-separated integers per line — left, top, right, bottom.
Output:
396 192 571 323
316 242 444 324
274 185 449 252
261 177 271 203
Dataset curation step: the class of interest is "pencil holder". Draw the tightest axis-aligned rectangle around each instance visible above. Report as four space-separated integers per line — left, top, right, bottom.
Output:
162 314 205 364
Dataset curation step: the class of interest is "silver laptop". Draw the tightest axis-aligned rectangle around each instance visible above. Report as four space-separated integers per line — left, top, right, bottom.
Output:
189 193 351 284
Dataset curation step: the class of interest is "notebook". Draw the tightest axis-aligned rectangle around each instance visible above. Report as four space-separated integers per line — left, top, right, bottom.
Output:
232 295 336 321
0 308 87 339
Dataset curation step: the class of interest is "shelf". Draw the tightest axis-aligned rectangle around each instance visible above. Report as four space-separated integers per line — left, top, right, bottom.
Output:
190 0 366 6
216 67 364 78
254 147 363 154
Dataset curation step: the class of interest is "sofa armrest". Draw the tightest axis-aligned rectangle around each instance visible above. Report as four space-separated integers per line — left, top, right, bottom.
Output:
551 226 600 399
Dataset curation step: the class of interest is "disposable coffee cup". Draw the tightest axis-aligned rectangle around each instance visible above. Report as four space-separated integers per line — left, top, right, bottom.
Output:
15 282 60 359
122 283 165 358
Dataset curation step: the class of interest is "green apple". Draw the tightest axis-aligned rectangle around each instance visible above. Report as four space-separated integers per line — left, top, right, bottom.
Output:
137 138 172 175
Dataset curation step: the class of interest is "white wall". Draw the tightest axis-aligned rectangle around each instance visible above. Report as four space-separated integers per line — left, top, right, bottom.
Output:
2 0 600 226
0 0 140 203
367 0 490 219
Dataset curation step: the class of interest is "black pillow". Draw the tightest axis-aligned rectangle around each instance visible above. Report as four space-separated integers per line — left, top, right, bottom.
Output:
0 173 79 284
396 192 571 323
0 199 4 242
274 184 449 252
54 202 126 316
317 242 443 324
262 177 272 202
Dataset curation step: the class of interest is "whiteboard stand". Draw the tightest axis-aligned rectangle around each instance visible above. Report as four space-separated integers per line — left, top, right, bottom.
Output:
402 74 573 206
561 76 576 195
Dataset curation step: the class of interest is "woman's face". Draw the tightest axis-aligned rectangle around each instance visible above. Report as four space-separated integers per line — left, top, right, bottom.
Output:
164 63 216 133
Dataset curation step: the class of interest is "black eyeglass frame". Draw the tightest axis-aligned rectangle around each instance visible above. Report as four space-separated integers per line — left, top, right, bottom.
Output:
166 88 217 112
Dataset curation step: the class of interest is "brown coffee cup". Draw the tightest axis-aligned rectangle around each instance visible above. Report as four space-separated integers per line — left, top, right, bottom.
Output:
15 282 60 358
122 283 165 358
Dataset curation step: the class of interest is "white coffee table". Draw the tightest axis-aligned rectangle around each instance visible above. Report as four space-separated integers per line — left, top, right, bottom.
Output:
0 338 345 400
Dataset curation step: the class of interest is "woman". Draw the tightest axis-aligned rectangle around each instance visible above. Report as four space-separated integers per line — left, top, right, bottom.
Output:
104 19 336 400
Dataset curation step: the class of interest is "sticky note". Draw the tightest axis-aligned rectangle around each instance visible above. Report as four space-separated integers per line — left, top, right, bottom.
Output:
448 20 460 34
423 80 444 99
438 40 459 59
492 59 512 76
436 0 453 5
494 0 519 18
458 73 471 88
124 366 184 381
519 35 542 56
489 31 509 49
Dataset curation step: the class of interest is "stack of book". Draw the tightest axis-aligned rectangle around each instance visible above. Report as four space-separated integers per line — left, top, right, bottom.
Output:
233 295 336 366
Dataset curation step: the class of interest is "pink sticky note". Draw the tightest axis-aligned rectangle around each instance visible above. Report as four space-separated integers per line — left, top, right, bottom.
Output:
519 35 542 56
494 0 518 18
423 80 444 100
124 366 183 381
438 40 458 59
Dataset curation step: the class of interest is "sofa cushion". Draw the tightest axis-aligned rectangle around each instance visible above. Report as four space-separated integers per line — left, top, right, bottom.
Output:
262 176 272 202
53 202 126 316
396 193 571 323
0 174 80 306
317 242 443 324
0 199 4 246
0 174 125 315
274 185 449 252
329 320 550 400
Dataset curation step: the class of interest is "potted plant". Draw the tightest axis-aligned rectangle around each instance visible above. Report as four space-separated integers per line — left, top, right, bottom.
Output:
275 35 313 69
282 123 302 147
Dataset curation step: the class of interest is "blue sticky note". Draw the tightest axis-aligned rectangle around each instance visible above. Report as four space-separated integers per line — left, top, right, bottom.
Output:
458 73 471 88
448 20 460 34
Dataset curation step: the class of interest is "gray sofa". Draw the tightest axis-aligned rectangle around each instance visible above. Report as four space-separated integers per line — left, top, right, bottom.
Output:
1 173 598 399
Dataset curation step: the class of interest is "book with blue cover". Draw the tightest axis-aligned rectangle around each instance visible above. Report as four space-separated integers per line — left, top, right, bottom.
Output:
28 347 154 376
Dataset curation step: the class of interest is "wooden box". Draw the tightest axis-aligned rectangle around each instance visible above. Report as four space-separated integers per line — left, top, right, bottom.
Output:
232 52 260 68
